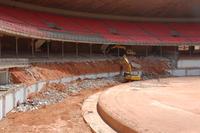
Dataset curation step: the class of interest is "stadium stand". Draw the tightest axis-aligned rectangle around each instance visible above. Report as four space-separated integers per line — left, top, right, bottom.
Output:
0 6 200 45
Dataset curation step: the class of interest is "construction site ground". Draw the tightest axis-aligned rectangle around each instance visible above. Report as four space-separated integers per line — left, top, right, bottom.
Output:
0 78 120 133
0 89 95 133
0 56 172 133
98 77 200 133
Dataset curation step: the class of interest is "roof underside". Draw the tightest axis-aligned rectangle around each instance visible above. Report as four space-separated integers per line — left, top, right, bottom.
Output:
1 6 200 46
9 0 200 18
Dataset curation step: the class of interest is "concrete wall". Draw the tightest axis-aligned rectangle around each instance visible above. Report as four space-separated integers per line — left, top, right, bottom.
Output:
177 59 200 68
15 88 24 105
0 71 120 121
0 97 3 119
169 69 200 77
0 67 199 120
0 70 9 85
5 93 14 115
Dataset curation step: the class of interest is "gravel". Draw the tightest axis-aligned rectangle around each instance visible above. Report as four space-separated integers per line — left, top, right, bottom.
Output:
13 77 120 112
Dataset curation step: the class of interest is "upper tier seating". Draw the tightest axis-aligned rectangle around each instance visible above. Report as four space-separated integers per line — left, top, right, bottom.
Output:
0 6 200 44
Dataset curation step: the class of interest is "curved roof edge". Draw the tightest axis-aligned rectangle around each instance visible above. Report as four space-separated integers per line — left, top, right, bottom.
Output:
1 0 200 23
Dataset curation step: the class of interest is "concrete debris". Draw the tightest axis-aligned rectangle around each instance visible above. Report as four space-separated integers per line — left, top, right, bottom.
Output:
13 78 120 112
128 56 173 79
0 84 23 91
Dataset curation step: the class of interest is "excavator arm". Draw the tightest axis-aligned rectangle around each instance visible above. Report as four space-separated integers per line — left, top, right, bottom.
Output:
123 55 132 73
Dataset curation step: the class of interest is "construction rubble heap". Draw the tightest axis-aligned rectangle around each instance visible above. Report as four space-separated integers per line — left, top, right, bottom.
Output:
13 78 120 112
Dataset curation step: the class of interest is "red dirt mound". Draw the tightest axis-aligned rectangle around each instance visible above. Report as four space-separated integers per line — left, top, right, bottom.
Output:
10 60 121 85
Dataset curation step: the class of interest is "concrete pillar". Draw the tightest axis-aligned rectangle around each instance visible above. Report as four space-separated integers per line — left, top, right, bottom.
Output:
6 69 9 84
189 46 192 56
117 47 120 57
15 37 18 57
174 46 178 68
31 39 34 57
23 87 27 102
13 91 16 107
160 46 163 56
90 44 92 57
62 42 64 57
174 46 177 58
103 48 106 57
0 37 2 58
0 70 9 85
47 42 50 58
2 96 5 117
146 46 148 56
76 43 79 57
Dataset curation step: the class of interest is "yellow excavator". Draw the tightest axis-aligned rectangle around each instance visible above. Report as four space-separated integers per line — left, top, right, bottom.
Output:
122 55 141 81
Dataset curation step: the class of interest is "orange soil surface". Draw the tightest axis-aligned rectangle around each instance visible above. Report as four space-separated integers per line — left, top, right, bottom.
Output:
0 88 104 133
10 60 121 85
98 77 200 133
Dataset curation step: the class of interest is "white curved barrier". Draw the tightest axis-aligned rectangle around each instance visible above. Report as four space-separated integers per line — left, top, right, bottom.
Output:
0 72 120 120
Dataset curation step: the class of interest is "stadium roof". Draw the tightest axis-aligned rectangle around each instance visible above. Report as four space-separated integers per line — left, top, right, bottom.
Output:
5 0 200 18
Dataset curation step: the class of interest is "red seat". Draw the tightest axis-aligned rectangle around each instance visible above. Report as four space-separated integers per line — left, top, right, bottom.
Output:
0 6 200 44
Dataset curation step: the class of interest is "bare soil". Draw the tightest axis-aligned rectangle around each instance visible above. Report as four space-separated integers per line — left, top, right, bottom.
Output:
10 60 121 85
0 88 102 133
98 77 200 133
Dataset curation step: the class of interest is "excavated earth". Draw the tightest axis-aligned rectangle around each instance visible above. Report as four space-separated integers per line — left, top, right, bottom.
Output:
0 57 172 133
0 88 96 133
0 78 120 133
9 56 171 85
9 59 122 85
98 77 200 133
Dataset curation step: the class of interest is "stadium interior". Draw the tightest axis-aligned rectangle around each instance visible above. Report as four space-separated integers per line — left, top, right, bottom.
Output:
0 0 200 132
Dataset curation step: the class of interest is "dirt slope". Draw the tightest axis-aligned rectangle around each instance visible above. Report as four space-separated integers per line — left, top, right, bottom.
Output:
10 60 121 85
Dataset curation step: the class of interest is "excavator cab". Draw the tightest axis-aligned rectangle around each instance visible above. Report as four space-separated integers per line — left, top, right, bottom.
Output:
124 71 141 81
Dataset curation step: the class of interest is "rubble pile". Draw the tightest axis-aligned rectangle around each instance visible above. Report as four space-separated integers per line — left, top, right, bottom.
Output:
129 56 172 78
13 78 120 112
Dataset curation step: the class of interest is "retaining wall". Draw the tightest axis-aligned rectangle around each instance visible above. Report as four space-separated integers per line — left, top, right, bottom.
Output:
1 68 200 120
0 72 120 120
169 69 200 77
177 59 200 69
